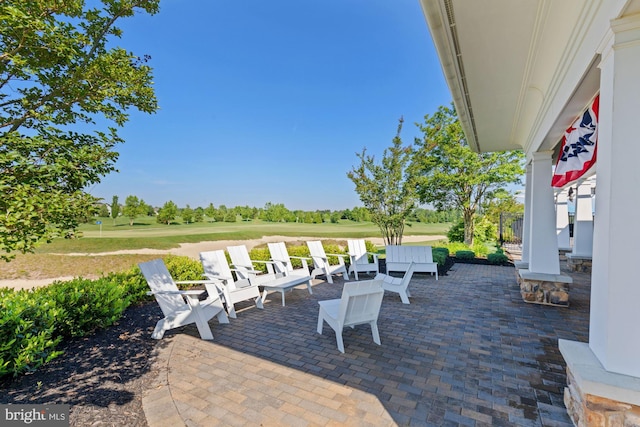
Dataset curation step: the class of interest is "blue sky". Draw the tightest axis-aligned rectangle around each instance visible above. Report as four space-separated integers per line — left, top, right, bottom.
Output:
88 0 453 211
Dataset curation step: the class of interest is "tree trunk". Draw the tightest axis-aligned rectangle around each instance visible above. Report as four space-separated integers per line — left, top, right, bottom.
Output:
463 209 475 246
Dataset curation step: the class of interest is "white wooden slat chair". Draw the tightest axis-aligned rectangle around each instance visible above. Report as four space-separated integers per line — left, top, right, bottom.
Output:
263 242 314 305
317 279 385 353
199 250 264 318
227 244 280 286
306 240 349 284
347 239 380 280
267 242 311 277
375 262 416 304
139 259 229 340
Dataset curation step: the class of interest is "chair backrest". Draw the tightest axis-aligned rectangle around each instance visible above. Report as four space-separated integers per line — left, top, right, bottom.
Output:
394 262 416 290
347 239 369 265
268 242 293 273
307 241 327 269
200 250 240 291
139 259 185 317
386 245 434 264
338 279 384 328
227 245 255 280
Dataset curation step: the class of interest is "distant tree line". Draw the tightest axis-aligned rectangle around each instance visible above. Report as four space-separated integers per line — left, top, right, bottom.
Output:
96 198 458 226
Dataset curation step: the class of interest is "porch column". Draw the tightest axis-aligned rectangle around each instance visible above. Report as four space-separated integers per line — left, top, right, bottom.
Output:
516 163 532 269
556 189 571 251
571 180 594 257
588 14 640 378
526 151 560 275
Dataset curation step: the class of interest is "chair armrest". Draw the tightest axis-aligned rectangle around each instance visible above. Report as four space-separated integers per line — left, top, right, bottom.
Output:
175 279 221 285
289 255 311 261
326 253 347 258
251 259 277 265
146 290 204 296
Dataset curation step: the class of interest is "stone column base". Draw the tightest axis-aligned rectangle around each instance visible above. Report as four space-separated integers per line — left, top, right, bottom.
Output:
559 340 640 426
516 269 572 306
566 254 592 273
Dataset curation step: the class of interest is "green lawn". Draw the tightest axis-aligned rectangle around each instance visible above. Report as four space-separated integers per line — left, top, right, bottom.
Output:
4 219 450 281
40 218 450 253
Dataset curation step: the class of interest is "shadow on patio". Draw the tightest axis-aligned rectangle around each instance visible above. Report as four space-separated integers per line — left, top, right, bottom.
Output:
143 260 590 426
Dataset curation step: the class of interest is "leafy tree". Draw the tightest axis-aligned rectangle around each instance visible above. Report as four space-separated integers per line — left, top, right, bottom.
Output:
110 195 120 224
412 105 525 245
122 195 146 226
204 203 216 221
347 117 418 245
262 202 292 222
98 204 110 217
193 207 204 223
223 210 237 222
181 205 194 224
157 201 178 225
482 189 524 228
214 205 227 222
0 0 159 260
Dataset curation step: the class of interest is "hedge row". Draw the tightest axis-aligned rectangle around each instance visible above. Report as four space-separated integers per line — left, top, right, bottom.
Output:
0 255 202 378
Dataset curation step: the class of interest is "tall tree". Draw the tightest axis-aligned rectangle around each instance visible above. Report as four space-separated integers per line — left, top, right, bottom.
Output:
157 201 178 225
122 195 145 226
181 205 194 224
0 0 159 260
110 195 120 224
347 117 418 245
412 105 525 245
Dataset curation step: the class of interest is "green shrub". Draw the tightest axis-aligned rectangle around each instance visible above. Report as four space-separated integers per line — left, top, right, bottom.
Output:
447 216 497 245
165 255 204 284
39 277 131 339
455 250 476 260
0 289 64 377
487 248 509 265
247 247 271 273
105 266 151 304
284 244 311 269
432 247 448 267
447 220 465 243
319 243 346 265
474 216 497 244
471 242 490 257
444 242 471 254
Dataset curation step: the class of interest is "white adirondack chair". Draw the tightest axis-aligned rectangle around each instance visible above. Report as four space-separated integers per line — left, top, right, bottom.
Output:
199 250 264 318
261 242 314 305
375 262 416 304
139 259 229 340
317 279 385 353
347 239 379 280
306 240 349 284
267 242 311 276
227 245 279 286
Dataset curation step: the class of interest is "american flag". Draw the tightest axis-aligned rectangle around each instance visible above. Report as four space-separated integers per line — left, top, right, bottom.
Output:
552 95 599 187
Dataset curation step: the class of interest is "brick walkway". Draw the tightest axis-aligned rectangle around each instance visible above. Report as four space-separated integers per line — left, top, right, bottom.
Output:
142 261 590 426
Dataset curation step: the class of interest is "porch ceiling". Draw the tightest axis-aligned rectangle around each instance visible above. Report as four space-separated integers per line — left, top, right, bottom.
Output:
419 0 617 154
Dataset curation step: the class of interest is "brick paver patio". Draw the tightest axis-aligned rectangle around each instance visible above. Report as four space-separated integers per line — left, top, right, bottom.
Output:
143 260 590 426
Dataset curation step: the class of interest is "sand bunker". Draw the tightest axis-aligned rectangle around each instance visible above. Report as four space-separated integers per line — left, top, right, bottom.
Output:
0 235 445 290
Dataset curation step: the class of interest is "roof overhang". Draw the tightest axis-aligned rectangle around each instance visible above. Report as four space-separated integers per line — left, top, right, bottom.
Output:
419 0 635 155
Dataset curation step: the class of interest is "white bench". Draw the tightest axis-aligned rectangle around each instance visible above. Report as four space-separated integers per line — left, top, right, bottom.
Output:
385 245 438 280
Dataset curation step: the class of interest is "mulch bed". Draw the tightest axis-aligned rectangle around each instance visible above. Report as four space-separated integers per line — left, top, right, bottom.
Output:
0 302 162 427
